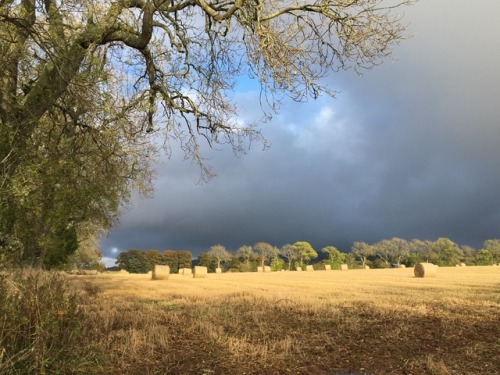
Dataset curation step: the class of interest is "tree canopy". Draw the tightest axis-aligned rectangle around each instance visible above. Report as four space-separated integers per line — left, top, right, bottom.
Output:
208 244 232 269
1 0 415 267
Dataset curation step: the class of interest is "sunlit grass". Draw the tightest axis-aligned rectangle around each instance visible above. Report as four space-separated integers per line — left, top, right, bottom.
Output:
68 266 499 374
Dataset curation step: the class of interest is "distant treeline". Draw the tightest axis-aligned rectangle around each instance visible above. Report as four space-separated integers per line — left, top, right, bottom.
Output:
115 249 192 274
115 238 500 273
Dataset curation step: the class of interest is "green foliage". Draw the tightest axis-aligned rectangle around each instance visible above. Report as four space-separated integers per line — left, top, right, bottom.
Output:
197 252 218 273
322 246 345 269
280 244 299 271
371 258 389 269
236 245 256 271
475 250 494 266
432 238 463 266
373 238 410 267
351 241 373 268
116 250 150 273
293 241 317 266
270 257 285 271
253 242 278 268
43 225 79 269
0 232 23 269
0 270 102 374
143 249 166 270
482 239 500 263
207 244 232 269
66 231 105 271
163 250 192 273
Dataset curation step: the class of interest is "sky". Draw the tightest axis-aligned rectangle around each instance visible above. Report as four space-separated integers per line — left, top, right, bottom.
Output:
101 0 500 265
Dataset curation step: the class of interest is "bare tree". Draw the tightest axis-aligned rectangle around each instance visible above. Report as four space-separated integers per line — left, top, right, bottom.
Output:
1 0 416 177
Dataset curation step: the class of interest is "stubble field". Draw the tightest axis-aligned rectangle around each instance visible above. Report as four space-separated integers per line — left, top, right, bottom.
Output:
73 266 500 375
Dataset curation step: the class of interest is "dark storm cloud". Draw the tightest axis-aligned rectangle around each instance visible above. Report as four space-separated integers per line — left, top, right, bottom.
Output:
101 0 500 262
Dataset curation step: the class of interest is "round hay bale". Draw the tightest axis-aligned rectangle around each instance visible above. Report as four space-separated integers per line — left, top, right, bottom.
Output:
364 265 370 269
264 266 271 272
193 266 208 278
460 262 466 267
152 265 170 280
340 264 348 271
306 265 314 271
414 262 438 278
295 266 302 271
324 264 332 271
399 264 406 269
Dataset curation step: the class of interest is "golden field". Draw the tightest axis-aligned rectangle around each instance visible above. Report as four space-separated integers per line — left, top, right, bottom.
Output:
71 266 500 375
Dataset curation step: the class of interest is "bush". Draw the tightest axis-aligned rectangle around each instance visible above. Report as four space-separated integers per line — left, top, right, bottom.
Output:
0 269 103 374
371 259 389 269
0 233 23 269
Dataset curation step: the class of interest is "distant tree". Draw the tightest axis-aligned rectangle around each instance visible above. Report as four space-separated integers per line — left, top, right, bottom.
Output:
482 239 500 263
294 241 318 267
237 245 253 265
322 246 345 269
409 239 434 263
254 242 278 269
475 250 494 266
226 256 243 272
163 250 178 272
351 242 373 268
270 257 285 272
177 251 193 270
208 244 232 269
460 245 477 265
236 245 254 272
162 250 192 273
389 238 410 266
280 244 299 271
197 252 217 273
344 253 356 269
432 238 463 266
374 238 409 267
143 250 165 270
116 250 149 274
372 240 391 267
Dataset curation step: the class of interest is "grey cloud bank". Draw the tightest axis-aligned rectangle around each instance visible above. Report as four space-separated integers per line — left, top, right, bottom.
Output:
101 0 500 259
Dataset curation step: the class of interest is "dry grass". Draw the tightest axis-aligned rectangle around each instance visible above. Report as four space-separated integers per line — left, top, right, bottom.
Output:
68 266 500 375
